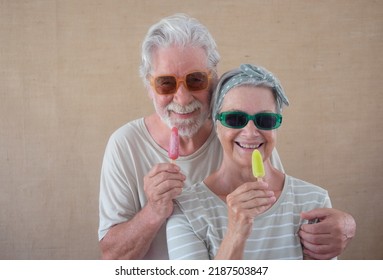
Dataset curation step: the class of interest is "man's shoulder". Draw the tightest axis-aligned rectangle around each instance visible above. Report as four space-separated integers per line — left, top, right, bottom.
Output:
109 118 145 140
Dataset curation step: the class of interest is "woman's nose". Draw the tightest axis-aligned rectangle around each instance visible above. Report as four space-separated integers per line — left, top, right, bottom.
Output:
242 120 261 135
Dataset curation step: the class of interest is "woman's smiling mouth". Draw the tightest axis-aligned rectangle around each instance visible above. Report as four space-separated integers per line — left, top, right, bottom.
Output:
236 142 263 149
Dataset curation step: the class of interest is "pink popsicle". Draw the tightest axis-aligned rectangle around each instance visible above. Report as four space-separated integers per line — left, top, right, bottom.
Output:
168 127 179 161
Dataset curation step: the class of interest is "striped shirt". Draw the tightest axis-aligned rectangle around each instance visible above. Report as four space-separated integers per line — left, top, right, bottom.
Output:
167 175 331 260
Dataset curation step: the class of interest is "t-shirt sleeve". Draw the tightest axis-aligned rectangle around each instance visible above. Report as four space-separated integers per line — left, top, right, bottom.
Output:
167 203 210 260
98 132 138 240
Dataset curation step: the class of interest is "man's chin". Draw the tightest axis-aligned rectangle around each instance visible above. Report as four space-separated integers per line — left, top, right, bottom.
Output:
177 119 205 138
162 113 208 138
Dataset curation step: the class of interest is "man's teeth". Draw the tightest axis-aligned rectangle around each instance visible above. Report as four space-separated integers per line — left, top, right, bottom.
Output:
174 110 193 115
238 143 261 149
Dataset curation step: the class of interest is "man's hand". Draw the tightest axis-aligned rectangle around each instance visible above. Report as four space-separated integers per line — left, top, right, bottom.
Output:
100 163 185 260
144 163 185 220
299 208 356 259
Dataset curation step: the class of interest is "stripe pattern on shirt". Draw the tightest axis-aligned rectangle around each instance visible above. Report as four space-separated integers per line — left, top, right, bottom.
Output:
167 175 331 260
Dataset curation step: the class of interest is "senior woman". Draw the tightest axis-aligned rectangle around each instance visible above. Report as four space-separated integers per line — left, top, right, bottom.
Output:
166 64 333 260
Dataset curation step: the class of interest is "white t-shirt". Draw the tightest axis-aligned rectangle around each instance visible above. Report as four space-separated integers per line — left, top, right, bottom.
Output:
99 118 283 259
167 176 331 260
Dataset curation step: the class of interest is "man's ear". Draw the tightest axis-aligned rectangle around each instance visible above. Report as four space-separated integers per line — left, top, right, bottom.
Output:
147 86 154 99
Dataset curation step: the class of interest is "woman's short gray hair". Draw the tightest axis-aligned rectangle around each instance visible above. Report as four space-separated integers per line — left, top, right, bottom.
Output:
139 13 220 87
211 64 290 120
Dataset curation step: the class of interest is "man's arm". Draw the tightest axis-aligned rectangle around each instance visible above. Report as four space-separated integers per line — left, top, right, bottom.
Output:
100 163 185 259
100 203 166 259
299 208 356 259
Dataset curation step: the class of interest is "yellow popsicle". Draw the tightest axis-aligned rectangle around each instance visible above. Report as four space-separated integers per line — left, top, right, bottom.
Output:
252 149 265 179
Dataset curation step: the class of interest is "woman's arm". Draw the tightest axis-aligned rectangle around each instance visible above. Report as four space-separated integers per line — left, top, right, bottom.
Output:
166 203 211 260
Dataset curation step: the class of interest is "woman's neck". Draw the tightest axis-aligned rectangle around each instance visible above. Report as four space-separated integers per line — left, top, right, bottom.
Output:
204 159 285 199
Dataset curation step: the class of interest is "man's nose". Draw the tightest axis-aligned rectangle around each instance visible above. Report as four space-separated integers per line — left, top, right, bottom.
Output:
172 83 194 106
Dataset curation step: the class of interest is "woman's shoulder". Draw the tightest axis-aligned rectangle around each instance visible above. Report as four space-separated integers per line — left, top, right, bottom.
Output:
286 175 328 196
176 182 212 204
175 182 225 213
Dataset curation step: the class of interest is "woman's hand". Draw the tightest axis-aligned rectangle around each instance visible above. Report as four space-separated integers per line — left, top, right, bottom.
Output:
226 180 276 239
215 180 276 260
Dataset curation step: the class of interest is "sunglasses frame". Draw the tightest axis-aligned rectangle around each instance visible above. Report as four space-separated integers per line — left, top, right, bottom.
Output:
150 71 212 95
216 111 283 130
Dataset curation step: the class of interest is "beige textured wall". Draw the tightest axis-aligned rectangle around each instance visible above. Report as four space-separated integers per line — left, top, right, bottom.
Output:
1 0 382 260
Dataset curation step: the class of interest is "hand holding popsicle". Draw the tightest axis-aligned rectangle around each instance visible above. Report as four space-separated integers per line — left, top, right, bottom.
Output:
252 149 265 180
222 149 272 245
168 127 179 162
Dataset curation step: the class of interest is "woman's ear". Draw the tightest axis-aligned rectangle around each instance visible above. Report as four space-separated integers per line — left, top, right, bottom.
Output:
215 122 221 140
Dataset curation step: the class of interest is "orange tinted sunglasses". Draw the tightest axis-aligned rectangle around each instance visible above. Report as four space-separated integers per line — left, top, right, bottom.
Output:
150 71 211 95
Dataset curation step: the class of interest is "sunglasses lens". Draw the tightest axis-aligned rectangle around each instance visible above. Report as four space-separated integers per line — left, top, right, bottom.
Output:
154 76 177 95
224 113 248 128
153 72 209 95
218 112 281 130
186 72 209 91
255 114 279 129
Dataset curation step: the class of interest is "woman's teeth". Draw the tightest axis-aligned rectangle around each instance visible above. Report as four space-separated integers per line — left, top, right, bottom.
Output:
236 142 262 149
